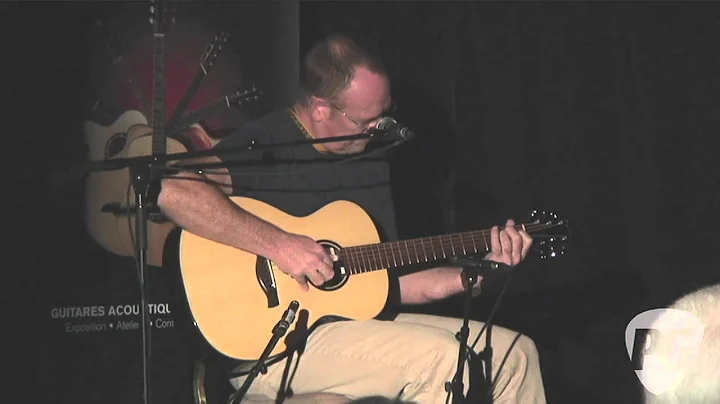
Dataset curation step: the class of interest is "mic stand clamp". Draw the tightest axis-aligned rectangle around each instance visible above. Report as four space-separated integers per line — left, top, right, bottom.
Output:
229 301 300 404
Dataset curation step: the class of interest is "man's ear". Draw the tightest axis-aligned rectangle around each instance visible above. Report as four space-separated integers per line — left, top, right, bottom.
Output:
310 96 332 122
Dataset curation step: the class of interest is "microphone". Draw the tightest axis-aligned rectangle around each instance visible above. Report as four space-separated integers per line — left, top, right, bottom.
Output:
450 255 512 295
450 255 512 272
274 300 300 334
372 117 416 141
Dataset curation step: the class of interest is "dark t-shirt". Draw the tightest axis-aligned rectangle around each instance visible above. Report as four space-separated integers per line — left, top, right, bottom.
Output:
214 108 401 317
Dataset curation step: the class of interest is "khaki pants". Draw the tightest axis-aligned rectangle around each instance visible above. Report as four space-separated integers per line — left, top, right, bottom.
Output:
232 313 546 404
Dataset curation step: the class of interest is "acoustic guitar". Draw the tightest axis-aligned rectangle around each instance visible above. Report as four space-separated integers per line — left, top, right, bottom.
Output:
83 0 179 267
82 14 151 254
83 87 261 265
84 110 149 256
82 3 261 264
175 197 570 361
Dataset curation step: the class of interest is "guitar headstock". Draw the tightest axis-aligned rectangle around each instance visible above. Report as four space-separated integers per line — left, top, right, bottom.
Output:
524 210 570 259
227 86 263 107
149 0 176 34
200 31 230 70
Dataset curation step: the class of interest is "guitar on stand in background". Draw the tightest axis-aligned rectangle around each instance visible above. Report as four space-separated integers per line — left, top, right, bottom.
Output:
82 6 262 267
82 0 178 268
83 14 150 259
113 0 181 268
90 87 262 266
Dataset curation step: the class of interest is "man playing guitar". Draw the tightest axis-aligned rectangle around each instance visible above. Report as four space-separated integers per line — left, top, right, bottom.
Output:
157 34 547 403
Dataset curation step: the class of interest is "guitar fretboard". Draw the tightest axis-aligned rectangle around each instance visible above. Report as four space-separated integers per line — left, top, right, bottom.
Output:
337 230 488 275
152 33 166 156
336 222 554 274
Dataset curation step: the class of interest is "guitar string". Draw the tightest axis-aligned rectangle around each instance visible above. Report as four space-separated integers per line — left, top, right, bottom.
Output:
338 222 565 274
348 223 558 262
336 224 557 270
353 223 561 272
344 222 560 260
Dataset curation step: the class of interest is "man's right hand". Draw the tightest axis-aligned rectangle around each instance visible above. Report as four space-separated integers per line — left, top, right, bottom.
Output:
272 232 335 291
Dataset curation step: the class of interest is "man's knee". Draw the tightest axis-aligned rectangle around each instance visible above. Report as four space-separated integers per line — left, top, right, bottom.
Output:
498 333 540 375
415 331 471 388
517 334 540 363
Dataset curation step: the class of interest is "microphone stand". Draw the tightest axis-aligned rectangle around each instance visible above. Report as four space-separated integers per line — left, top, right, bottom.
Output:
228 300 299 404
448 256 510 404
47 129 399 404
130 163 154 404
49 129 398 180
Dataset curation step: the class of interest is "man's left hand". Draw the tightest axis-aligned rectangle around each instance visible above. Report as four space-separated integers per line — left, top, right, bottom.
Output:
485 219 533 267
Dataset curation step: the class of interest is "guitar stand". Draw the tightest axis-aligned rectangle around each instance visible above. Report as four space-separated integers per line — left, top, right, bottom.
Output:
228 300 300 404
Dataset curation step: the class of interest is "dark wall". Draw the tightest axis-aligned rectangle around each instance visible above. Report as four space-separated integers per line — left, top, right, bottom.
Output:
299 1 718 299
6 2 295 403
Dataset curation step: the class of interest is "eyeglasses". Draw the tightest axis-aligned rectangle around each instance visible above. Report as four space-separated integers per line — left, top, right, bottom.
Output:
330 102 398 133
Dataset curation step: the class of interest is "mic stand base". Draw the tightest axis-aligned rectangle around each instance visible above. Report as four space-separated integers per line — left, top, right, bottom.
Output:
475 330 493 404
448 258 504 404
229 302 298 404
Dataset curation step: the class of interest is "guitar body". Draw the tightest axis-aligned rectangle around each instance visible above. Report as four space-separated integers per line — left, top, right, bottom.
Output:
84 110 148 257
84 110 148 161
112 124 189 267
175 198 570 362
84 113 218 267
178 197 390 361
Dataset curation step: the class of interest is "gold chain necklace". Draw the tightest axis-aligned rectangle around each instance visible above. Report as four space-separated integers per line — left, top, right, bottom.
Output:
288 108 328 152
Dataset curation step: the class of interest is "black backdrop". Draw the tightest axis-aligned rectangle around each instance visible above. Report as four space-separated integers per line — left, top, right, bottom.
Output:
5 1 719 403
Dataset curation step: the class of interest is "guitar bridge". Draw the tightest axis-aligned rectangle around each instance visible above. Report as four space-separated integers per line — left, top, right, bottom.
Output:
255 257 279 308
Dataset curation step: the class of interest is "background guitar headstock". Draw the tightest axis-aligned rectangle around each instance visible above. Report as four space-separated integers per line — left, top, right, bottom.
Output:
149 0 176 34
525 210 570 259
200 31 230 71
228 86 263 108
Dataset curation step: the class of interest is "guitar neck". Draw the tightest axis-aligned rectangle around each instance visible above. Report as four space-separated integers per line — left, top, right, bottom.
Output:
166 67 206 130
337 222 553 274
169 94 232 134
151 32 167 155
166 30 228 132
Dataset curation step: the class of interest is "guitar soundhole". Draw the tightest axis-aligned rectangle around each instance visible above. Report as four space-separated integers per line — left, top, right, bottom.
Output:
314 240 349 291
105 132 128 158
